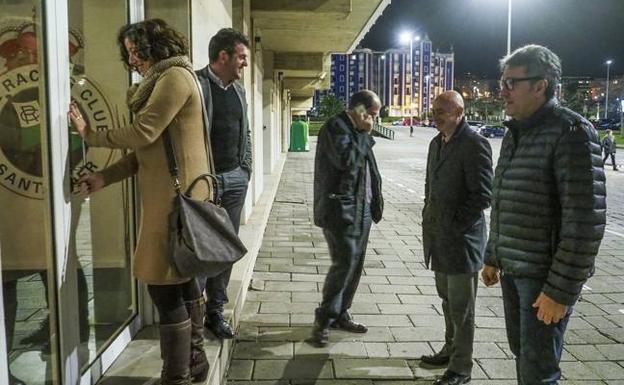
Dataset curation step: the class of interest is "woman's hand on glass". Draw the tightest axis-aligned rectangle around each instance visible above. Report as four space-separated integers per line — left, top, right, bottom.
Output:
68 102 88 138
74 172 105 196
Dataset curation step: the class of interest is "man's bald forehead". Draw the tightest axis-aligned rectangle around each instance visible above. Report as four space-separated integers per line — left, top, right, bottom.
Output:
435 91 464 109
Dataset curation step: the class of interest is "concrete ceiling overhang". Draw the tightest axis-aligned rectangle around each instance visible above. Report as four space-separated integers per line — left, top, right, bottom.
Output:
252 0 390 53
252 0 391 105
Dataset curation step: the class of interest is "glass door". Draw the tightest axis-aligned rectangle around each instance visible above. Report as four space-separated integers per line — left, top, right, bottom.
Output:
0 2 60 384
0 1 139 383
66 0 137 373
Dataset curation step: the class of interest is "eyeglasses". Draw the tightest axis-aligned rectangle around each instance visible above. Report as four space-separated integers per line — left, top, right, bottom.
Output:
499 76 544 91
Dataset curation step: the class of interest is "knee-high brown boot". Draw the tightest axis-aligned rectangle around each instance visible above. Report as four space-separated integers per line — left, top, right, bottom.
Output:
185 299 209 382
159 319 192 385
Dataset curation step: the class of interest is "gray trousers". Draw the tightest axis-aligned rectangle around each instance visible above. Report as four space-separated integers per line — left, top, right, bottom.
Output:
434 271 478 376
199 166 249 314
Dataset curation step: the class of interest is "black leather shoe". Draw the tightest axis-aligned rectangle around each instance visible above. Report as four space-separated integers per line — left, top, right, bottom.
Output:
420 351 450 366
308 309 330 347
331 313 368 333
204 312 234 339
433 370 471 385
308 324 329 347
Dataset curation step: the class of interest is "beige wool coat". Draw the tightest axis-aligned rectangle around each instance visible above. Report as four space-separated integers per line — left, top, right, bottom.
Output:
85 66 213 285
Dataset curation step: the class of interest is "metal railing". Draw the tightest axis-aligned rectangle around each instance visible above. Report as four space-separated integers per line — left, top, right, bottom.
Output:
372 123 395 140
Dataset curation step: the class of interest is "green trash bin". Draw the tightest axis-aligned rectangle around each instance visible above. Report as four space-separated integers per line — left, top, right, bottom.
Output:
289 120 309 152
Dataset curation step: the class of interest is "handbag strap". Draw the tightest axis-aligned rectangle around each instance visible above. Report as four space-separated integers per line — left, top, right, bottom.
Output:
162 130 181 193
161 72 217 196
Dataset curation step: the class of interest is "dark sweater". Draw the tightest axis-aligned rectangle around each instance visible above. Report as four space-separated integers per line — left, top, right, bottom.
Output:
209 80 243 173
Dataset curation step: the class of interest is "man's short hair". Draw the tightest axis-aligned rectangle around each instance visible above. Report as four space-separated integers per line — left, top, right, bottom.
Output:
348 90 381 110
209 28 250 63
499 44 561 99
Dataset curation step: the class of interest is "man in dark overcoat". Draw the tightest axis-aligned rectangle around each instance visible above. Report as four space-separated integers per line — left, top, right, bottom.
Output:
310 90 384 347
421 91 493 385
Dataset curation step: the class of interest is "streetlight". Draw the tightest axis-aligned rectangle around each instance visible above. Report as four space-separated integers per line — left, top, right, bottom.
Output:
605 59 613 119
620 99 624 136
400 32 420 120
506 0 512 55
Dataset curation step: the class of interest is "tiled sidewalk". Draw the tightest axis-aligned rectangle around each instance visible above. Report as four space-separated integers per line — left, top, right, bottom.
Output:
227 127 624 385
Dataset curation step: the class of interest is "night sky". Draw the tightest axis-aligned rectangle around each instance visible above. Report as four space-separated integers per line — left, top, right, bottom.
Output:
360 0 624 78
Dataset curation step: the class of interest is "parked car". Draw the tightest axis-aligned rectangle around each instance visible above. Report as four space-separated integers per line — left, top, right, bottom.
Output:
594 118 620 130
467 120 485 128
391 120 403 126
402 117 421 126
479 125 505 138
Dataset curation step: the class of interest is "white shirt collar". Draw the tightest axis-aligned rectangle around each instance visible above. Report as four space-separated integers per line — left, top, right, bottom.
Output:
207 65 232 90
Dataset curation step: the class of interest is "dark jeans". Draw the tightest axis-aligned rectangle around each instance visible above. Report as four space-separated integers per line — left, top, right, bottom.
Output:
434 271 478 376
603 152 617 169
148 279 202 324
501 274 572 385
317 203 372 320
199 166 249 314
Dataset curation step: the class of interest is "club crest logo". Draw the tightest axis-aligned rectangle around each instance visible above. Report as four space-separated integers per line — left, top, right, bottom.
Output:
0 21 118 199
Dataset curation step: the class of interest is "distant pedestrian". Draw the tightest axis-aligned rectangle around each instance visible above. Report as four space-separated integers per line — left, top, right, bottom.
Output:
310 90 384 347
602 129 618 170
482 44 606 384
421 91 493 385
410 124 414 136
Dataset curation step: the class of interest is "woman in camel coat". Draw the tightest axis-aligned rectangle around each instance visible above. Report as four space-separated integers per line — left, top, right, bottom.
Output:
69 19 211 385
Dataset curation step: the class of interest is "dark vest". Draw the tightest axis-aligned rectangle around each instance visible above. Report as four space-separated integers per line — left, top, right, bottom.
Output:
209 79 243 173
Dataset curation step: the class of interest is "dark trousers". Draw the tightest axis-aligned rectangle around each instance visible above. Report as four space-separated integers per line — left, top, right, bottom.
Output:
501 274 572 385
603 152 617 169
148 279 202 324
317 203 372 320
434 271 478 376
199 166 249 314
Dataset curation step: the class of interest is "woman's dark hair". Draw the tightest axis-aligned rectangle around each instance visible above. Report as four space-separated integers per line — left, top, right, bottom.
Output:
117 18 188 66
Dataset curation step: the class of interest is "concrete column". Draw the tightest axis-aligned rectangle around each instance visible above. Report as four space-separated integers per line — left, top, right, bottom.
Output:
191 0 233 68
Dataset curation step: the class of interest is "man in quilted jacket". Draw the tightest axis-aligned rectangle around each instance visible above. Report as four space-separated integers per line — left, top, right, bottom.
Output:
482 45 606 384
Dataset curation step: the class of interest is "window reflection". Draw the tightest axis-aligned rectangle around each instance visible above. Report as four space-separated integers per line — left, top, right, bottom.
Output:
67 0 136 371
0 6 58 385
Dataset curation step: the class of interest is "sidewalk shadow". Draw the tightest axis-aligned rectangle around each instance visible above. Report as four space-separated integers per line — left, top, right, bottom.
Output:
280 351 332 382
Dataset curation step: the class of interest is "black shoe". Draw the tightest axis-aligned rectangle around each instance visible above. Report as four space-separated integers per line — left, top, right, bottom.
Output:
308 324 329 348
21 317 50 345
420 351 450 366
331 312 368 333
434 370 471 385
308 309 330 347
204 312 234 339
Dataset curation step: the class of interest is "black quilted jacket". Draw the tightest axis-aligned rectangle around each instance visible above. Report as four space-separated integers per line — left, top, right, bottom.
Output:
485 99 606 306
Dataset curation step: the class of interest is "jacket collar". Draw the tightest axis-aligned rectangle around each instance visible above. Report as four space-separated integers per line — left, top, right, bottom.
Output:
432 118 469 173
340 111 357 132
435 117 468 144
199 64 233 90
504 98 558 131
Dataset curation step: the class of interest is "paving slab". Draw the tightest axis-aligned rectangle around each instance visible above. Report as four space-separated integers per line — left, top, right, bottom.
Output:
226 130 624 383
333 359 414 379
